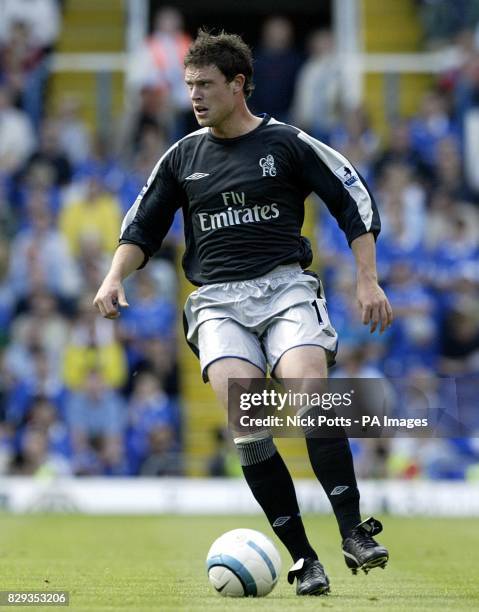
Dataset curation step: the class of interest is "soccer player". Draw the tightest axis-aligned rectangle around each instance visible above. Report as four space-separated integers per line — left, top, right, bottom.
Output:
94 30 393 596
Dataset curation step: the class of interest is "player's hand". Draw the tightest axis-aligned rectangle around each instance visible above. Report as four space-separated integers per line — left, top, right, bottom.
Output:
356 278 393 334
93 275 129 319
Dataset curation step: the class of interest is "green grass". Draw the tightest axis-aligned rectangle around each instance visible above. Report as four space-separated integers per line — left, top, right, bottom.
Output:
0 514 478 611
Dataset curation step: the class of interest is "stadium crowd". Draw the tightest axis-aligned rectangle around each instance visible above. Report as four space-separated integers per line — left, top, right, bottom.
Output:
0 4 478 480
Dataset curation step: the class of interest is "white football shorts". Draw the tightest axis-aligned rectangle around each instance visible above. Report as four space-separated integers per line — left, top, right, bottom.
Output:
183 264 338 381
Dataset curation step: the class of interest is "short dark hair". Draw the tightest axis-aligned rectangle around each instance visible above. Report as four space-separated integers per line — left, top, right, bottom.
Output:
184 29 255 98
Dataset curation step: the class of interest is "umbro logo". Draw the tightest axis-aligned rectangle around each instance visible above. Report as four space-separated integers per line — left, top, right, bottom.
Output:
330 485 349 495
272 516 291 527
185 172 210 180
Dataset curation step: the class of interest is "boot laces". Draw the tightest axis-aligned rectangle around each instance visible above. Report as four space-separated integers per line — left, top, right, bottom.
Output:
302 559 325 580
351 529 379 549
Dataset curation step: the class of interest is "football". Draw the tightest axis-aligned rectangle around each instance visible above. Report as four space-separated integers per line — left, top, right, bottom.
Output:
206 528 282 597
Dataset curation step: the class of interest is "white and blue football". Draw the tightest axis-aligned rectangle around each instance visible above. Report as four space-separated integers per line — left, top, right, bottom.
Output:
206 528 282 597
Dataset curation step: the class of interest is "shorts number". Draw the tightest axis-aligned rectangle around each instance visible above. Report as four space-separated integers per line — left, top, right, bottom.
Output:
311 300 323 325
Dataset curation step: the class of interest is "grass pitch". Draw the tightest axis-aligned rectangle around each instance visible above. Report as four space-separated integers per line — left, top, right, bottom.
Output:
0 513 478 611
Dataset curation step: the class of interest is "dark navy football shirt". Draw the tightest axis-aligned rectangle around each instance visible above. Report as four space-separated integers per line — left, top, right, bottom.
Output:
120 115 380 286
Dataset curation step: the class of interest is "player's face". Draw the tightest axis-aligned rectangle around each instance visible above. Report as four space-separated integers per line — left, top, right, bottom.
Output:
185 64 237 127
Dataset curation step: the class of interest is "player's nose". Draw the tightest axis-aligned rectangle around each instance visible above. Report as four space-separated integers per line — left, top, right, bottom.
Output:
190 85 202 100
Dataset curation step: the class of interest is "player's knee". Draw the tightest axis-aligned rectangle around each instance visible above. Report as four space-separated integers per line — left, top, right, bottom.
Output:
233 431 276 466
297 405 349 439
275 347 328 380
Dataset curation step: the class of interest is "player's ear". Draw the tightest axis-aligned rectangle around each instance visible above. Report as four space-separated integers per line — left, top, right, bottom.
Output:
232 74 245 95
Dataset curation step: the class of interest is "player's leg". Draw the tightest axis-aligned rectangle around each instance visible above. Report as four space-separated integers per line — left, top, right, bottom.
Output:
206 355 321 573
268 307 389 575
198 314 328 595
274 346 363 540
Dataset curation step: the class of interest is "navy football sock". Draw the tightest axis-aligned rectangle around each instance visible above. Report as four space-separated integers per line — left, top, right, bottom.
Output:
240 448 317 562
305 436 361 539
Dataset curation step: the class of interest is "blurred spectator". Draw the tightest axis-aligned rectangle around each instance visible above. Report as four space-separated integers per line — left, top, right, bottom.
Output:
333 344 386 378
0 85 35 172
55 95 91 167
116 124 168 211
373 118 432 182
63 296 127 390
127 337 178 397
59 172 122 257
120 269 176 342
292 29 340 141
147 256 178 300
0 178 14 236
4 331 47 393
423 188 457 250
207 427 242 477
0 421 13 474
0 9 54 126
387 437 423 479
10 290 69 360
0 20 48 127
249 16 303 121
409 90 459 169
71 133 126 201
20 395 70 458
0 21 42 95
0 238 14 347
10 428 71 476
7 196 81 300
440 303 479 374
120 264 178 392
139 425 182 476
125 371 180 474
4 344 66 426
452 49 479 129
418 1 479 48
10 394 71 476
0 0 60 52
330 106 379 174
437 29 477 93
325 264 385 358
432 135 474 200
11 163 61 222
66 368 126 475
76 233 112 295
20 119 72 187
429 207 479 292
375 162 426 252
126 6 192 140
315 199 354 288
332 346 392 479
422 437 479 479
119 87 171 162
382 260 439 375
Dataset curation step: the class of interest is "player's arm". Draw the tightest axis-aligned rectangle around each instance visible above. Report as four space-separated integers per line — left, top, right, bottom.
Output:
351 232 393 334
93 244 144 319
294 130 392 333
94 149 184 319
